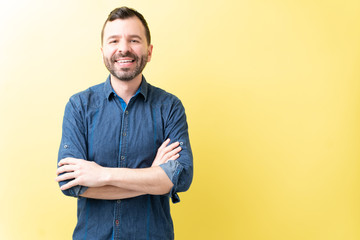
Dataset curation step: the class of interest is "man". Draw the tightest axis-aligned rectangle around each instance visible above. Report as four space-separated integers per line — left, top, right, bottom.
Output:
56 7 193 240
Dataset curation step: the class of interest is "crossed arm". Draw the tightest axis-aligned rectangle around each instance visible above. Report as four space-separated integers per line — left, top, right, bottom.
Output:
56 139 181 200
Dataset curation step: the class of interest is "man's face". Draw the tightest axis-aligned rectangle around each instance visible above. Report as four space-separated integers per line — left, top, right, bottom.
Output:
101 17 153 82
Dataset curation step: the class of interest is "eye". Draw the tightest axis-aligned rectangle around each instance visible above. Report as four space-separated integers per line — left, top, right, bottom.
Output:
109 40 118 44
130 39 140 43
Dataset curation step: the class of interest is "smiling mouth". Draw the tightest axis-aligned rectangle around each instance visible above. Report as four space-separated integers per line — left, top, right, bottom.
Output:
115 59 135 63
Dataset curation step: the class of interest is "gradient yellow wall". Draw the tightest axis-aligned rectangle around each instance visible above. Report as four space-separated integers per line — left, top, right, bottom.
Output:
0 0 359 239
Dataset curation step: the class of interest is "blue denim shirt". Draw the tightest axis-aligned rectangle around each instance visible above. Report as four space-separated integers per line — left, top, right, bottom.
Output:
57 75 193 240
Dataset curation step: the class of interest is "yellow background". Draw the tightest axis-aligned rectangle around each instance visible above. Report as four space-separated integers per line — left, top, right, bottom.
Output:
0 0 359 239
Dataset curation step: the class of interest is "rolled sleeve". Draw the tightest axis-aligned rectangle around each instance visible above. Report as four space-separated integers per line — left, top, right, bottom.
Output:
160 160 183 203
57 97 88 198
161 99 194 203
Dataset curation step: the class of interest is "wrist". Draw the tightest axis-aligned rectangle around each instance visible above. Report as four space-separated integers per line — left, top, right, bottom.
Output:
100 167 112 186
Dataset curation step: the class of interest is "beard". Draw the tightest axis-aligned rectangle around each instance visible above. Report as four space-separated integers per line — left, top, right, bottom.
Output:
104 51 148 82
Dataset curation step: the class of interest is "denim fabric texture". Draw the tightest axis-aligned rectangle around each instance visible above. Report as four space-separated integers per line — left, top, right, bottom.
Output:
57 75 193 240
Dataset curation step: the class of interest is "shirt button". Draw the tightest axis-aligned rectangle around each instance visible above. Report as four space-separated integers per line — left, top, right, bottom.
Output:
125 111 129 115
179 142 183 146
117 200 121 203
121 156 125 160
115 220 120 225
64 144 69 149
123 132 127 136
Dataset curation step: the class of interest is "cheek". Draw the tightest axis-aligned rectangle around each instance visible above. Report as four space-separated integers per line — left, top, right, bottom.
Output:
102 47 117 58
133 46 148 56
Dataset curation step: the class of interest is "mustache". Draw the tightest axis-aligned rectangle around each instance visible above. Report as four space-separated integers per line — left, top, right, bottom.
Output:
112 52 138 61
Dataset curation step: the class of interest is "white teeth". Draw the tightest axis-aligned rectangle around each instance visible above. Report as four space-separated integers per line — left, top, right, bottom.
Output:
117 60 133 63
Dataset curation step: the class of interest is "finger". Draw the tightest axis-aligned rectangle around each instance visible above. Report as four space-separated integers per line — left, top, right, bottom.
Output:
165 146 182 158
56 165 76 175
168 153 180 161
156 139 172 159
163 141 180 153
171 146 182 154
162 148 181 162
60 179 79 190
58 157 77 166
158 138 171 151
55 172 77 182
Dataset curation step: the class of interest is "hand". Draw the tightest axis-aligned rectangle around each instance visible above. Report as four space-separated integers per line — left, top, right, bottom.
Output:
152 139 182 167
56 158 107 190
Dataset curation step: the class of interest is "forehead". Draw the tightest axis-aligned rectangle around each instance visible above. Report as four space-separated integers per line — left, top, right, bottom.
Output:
103 17 146 39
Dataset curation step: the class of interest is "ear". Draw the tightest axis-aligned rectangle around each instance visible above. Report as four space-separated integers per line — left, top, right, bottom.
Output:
147 44 153 62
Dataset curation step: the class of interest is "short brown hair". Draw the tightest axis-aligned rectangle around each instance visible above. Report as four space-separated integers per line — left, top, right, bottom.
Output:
101 7 151 45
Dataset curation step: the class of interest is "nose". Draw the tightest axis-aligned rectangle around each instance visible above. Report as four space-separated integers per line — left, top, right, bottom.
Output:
117 40 130 54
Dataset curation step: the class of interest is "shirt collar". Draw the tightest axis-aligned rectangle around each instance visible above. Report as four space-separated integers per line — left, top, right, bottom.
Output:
138 75 149 101
104 75 114 100
104 75 149 101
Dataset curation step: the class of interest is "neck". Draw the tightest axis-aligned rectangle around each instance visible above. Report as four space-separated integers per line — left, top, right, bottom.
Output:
110 74 142 104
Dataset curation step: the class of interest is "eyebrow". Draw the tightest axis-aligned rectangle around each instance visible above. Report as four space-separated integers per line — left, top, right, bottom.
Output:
128 35 142 40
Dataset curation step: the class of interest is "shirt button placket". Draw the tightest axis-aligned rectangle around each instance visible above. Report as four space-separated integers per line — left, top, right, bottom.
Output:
114 199 121 239
120 108 129 168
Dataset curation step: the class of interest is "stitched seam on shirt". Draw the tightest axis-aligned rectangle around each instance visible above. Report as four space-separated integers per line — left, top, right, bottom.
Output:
83 199 90 240
146 195 151 240
88 110 99 161
152 106 158 160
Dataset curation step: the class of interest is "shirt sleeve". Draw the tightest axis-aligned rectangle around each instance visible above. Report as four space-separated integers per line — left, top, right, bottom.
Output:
159 98 193 203
57 97 88 197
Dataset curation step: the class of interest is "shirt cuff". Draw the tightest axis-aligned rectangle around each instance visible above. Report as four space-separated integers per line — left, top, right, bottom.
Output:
60 184 88 198
159 160 184 203
77 186 88 197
